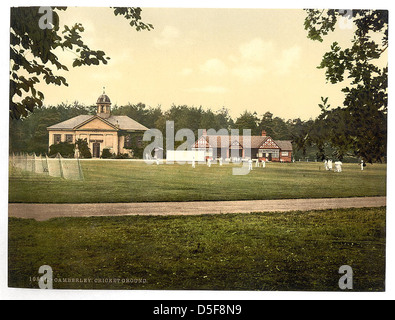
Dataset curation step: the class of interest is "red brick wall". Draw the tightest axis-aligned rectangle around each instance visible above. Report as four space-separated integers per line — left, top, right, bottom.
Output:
280 153 292 162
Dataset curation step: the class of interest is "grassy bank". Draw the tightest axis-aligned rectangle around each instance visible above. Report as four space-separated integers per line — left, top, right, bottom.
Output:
8 207 386 291
9 161 386 203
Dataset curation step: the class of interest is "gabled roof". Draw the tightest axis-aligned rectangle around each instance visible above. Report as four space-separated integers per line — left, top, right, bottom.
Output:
73 115 119 130
47 115 93 130
274 140 293 151
193 135 292 150
230 139 243 149
260 136 280 149
47 115 148 131
106 116 148 131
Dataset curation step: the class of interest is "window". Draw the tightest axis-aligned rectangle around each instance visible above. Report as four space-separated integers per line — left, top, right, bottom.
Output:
66 134 73 143
124 135 132 148
54 134 61 144
259 149 279 158
136 136 143 148
281 151 289 157
271 150 279 158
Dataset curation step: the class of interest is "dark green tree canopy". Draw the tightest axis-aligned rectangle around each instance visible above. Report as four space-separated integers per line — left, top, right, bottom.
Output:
234 111 260 136
301 9 388 163
10 6 153 119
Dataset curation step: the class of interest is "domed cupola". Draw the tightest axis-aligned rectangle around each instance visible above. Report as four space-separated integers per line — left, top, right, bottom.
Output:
96 88 111 118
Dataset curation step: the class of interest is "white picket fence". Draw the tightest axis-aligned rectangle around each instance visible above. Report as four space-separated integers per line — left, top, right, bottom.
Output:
10 153 84 180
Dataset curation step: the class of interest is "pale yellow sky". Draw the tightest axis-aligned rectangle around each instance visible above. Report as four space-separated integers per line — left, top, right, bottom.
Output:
33 7 386 120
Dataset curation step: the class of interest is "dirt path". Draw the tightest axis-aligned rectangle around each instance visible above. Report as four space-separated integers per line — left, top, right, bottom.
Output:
8 196 386 221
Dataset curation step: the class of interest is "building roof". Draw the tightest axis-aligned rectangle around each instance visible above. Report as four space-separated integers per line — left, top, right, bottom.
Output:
274 140 293 151
97 94 111 104
47 115 93 130
194 135 292 150
47 115 148 131
106 115 149 131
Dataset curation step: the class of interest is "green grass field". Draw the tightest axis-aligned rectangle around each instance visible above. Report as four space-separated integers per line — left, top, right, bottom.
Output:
8 207 386 291
9 161 386 203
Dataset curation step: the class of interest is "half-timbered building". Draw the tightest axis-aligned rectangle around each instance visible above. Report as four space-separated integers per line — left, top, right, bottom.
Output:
192 130 293 162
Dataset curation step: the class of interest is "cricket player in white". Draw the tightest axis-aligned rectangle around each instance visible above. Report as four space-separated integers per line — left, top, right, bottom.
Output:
248 159 253 171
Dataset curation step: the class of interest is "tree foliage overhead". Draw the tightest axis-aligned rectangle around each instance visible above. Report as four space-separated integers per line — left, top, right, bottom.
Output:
300 9 388 163
10 6 153 119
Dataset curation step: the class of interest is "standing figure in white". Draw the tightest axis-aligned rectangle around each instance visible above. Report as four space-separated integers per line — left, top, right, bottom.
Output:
328 159 333 171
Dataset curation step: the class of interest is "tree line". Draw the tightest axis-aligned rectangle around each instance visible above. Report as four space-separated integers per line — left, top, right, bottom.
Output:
10 101 370 162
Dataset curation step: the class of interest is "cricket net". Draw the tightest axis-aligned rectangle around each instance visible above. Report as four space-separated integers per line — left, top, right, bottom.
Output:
10 153 84 181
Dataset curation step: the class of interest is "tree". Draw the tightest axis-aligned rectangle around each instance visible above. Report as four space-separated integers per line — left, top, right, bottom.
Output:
215 107 234 130
234 111 260 135
10 7 153 119
9 101 91 154
49 141 74 158
259 111 291 140
75 138 92 158
302 9 388 163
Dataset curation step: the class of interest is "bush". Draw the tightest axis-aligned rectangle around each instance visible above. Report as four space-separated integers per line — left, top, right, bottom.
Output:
49 142 74 158
114 153 130 159
75 139 92 158
131 148 144 159
101 148 114 159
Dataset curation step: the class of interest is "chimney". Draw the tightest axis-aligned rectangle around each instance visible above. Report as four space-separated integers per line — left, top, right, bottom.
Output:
202 129 207 137
261 130 267 137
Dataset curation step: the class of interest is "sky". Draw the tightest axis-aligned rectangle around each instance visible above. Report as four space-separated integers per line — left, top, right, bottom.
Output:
28 6 379 121
7 3 387 124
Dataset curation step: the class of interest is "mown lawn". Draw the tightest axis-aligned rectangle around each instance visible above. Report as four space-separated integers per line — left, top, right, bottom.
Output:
8 161 386 203
8 207 386 291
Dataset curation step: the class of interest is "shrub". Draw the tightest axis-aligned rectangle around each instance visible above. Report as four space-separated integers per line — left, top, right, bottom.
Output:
114 153 130 159
75 139 92 158
101 148 114 159
49 142 74 158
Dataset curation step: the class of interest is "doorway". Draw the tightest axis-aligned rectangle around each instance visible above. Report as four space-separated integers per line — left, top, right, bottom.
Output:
93 142 101 158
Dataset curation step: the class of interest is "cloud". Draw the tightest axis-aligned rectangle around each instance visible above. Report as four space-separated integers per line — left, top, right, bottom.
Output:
154 26 180 47
274 45 301 75
109 49 134 67
230 38 301 82
187 86 229 94
180 68 193 76
182 38 302 85
227 38 274 82
238 38 275 63
200 58 228 76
